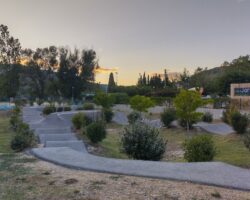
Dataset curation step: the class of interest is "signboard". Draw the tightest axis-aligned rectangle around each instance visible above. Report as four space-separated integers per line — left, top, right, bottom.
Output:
234 88 250 96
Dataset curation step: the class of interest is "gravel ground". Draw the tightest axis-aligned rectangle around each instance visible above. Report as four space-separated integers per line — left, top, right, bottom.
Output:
24 154 250 200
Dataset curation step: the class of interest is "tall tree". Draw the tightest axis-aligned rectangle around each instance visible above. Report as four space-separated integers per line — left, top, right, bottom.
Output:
108 72 116 92
0 24 21 64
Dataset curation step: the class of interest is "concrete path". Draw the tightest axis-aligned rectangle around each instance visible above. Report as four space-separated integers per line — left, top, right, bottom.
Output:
23 106 250 191
194 122 234 135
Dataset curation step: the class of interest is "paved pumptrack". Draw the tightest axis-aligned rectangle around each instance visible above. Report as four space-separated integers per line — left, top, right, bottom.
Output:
23 106 250 191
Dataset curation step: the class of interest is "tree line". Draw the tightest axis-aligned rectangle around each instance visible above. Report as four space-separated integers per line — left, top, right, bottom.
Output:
0 24 98 101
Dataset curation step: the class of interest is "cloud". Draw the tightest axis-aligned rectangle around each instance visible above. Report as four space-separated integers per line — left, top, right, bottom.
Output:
94 66 118 74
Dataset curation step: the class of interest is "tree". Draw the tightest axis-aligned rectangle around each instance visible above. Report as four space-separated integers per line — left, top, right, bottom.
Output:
174 89 209 131
80 49 97 90
94 91 114 108
108 72 116 92
179 68 190 89
129 95 154 112
0 24 21 64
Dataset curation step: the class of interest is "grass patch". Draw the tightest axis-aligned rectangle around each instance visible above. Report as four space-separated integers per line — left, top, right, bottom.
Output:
96 124 250 167
0 112 14 153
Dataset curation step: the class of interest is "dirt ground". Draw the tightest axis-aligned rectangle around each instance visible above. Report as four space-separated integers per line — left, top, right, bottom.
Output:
8 154 249 200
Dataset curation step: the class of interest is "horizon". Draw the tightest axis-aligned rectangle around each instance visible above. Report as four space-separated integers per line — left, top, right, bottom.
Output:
1 0 250 85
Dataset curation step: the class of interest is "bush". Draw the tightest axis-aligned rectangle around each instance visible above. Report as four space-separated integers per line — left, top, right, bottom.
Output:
121 122 166 160
83 103 95 110
127 111 142 124
11 122 35 152
161 108 176 128
129 95 154 112
244 133 250 151
72 113 93 129
64 106 71 111
110 93 129 104
10 114 21 131
103 108 114 123
183 134 216 162
202 112 213 123
222 106 238 124
72 113 85 129
179 119 195 129
43 105 56 115
231 112 248 134
86 121 106 143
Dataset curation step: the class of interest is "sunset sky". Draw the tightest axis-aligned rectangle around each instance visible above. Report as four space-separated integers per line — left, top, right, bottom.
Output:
1 0 250 85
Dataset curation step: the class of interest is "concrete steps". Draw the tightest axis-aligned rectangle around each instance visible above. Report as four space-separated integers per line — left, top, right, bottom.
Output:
38 133 77 144
45 141 87 152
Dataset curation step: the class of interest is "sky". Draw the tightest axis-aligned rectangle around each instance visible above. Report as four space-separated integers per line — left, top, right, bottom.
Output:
1 0 250 85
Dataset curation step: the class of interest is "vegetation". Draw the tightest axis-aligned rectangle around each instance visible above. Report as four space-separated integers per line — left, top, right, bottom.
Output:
71 113 92 129
202 112 213 123
0 112 14 153
110 93 129 104
127 111 142 124
121 122 166 160
42 105 56 115
94 92 114 108
161 108 176 128
102 108 114 123
129 95 154 112
183 134 216 162
244 133 250 151
82 103 95 110
10 119 35 152
174 90 209 131
231 112 248 134
222 106 238 124
86 121 106 143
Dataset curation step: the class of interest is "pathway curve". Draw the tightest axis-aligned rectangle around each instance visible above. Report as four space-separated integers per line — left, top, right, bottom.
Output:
23 107 250 191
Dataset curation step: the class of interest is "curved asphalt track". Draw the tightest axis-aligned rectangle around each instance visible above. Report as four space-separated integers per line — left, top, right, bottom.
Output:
23 106 250 191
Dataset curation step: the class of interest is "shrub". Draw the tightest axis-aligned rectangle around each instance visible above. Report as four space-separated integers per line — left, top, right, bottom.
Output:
10 114 21 131
94 92 114 108
127 111 142 124
86 121 106 143
183 134 216 162
244 133 250 151
110 93 129 104
222 106 238 124
72 113 93 129
76 107 83 110
179 119 195 129
129 95 154 112
83 103 95 110
121 122 166 160
11 122 35 152
103 108 114 123
202 112 213 123
43 105 56 115
64 106 71 111
161 108 176 128
72 113 85 129
231 112 248 134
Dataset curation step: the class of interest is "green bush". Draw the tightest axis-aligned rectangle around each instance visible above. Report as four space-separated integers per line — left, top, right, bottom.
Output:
72 113 85 129
10 114 21 131
110 93 129 104
83 103 95 110
183 134 216 162
121 122 166 160
72 113 93 129
86 121 106 143
222 106 238 124
43 105 56 115
11 122 35 152
202 112 213 123
127 111 142 124
103 108 114 123
179 119 195 129
231 112 248 134
161 108 176 128
129 95 154 112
